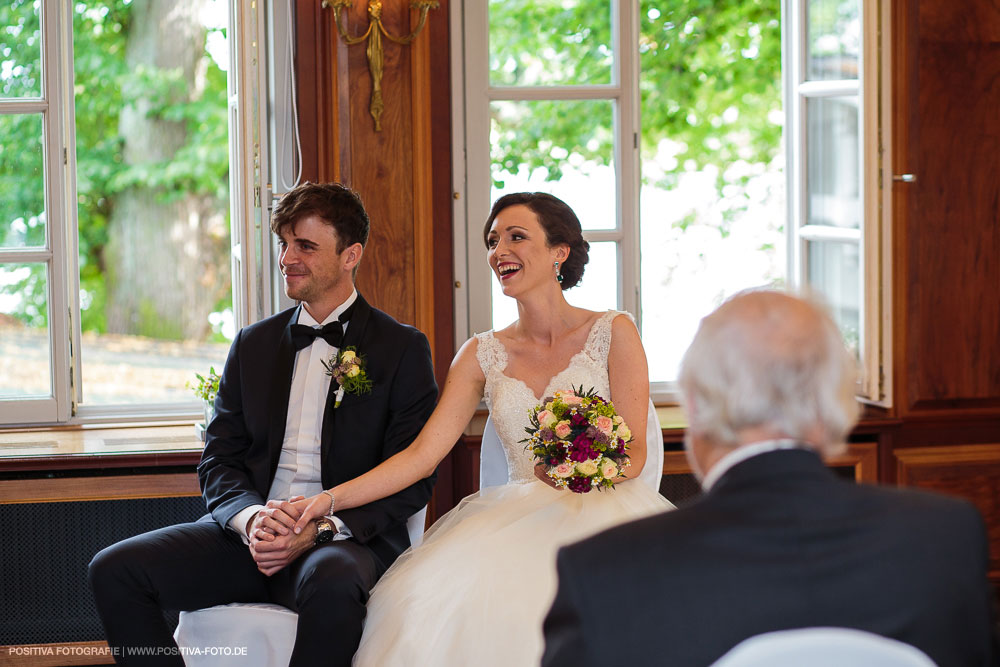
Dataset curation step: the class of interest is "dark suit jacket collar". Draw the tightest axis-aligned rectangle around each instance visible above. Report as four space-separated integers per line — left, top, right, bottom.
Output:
338 292 371 351
708 447 836 496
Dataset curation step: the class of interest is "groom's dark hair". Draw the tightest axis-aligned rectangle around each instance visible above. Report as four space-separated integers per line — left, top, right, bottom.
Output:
483 192 590 290
271 182 370 252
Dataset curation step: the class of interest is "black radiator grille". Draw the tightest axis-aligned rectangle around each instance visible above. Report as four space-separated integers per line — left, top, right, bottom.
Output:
1 495 206 645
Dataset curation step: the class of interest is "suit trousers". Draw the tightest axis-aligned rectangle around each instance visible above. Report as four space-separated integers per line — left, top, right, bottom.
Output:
88 516 386 667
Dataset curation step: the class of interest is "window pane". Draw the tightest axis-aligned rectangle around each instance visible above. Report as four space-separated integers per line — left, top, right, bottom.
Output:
806 0 860 81
639 0 785 383
488 0 612 87
565 240 617 310
0 0 42 98
73 0 232 406
491 241 618 329
806 96 859 229
640 178 786 382
490 100 616 232
0 263 51 398
0 113 46 248
807 239 860 357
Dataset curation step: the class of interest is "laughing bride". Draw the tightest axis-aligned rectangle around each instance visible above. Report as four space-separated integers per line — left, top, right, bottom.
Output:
287 192 674 665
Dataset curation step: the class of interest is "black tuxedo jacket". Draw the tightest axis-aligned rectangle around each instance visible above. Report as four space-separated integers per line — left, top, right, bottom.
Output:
198 293 437 568
543 449 998 667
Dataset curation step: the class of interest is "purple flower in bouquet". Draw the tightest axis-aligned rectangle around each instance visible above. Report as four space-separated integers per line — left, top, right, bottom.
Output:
567 476 593 493
569 433 599 462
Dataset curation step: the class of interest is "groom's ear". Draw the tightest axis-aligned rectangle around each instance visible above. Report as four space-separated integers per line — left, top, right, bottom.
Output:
341 242 364 272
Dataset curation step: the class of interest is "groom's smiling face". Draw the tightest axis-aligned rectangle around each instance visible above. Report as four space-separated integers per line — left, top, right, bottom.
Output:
278 214 357 319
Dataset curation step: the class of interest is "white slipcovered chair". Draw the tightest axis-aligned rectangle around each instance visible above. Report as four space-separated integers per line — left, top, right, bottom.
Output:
173 507 426 667
709 627 937 667
481 398 665 493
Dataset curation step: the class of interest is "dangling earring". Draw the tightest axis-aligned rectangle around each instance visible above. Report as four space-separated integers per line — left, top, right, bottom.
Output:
554 260 564 284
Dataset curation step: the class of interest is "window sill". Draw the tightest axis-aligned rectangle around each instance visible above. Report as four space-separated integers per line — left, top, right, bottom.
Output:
0 421 204 473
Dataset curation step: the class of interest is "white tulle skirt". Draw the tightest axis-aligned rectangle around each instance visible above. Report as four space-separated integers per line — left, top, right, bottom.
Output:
353 479 673 666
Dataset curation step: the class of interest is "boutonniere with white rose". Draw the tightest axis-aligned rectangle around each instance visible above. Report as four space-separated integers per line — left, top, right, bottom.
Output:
321 346 372 408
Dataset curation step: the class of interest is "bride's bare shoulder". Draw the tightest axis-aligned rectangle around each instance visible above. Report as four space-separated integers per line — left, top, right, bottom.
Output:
490 322 519 347
449 335 488 381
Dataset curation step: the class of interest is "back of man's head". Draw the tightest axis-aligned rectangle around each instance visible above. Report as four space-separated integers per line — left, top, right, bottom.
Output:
679 289 859 457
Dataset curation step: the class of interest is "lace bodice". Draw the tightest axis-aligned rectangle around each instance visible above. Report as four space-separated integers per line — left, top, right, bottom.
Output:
474 310 627 484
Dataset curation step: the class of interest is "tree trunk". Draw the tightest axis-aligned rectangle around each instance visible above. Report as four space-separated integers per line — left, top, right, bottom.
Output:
105 0 227 340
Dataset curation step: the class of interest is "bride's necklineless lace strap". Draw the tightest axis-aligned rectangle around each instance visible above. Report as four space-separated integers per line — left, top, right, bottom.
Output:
584 310 628 363
475 330 507 376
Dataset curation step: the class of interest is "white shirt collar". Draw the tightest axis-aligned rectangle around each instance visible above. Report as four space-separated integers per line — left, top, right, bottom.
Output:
701 439 806 491
296 289 358 327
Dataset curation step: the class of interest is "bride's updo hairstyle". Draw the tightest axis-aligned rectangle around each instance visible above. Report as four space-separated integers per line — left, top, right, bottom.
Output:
483 192 590 290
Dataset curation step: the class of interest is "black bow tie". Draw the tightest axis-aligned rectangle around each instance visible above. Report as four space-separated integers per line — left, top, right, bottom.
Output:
291 321 344 350
290 302 356 351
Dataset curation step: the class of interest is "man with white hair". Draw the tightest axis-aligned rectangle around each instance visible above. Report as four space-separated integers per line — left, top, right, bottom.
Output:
542 290 997 667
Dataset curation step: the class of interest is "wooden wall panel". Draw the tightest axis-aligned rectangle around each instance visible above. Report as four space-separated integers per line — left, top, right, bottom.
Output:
895 444 1000 576
339 2 417 325
898 0 1000 413
295 0 339 182
295 1 452 368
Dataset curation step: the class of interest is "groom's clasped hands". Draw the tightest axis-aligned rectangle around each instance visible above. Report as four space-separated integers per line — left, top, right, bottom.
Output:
248 495 310 576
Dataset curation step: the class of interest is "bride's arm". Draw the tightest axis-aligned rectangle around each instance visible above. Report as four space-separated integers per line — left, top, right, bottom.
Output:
290 337 485 534
607 314 650 481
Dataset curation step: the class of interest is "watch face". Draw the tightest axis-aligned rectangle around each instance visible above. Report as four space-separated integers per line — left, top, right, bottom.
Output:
316 521 334 544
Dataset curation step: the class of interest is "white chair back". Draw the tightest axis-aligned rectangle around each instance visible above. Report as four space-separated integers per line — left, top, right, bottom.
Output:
480 398 664 493
479 415 508 489
710 627 938 667
639 398 664 493
406 505 427 547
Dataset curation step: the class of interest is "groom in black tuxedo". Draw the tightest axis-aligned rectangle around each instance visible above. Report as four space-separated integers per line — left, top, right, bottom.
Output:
89 182 437 666
543 290 998 667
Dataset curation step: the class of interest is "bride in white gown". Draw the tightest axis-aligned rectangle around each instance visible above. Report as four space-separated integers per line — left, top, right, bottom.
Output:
288 192 674 665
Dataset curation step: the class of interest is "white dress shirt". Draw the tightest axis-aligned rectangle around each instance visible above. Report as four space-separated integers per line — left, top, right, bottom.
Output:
231 290 358 541
700 439 805 491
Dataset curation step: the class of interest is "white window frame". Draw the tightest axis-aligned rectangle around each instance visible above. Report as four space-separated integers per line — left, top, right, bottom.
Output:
785 0 891 405
0 0 285 428
453 0 890 405
0 1 75 424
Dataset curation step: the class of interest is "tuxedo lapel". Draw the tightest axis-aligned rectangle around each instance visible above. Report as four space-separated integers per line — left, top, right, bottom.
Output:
267 306 300 477
320 294 373 464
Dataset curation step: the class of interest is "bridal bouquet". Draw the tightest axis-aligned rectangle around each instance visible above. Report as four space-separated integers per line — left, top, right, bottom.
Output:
522 387 632 493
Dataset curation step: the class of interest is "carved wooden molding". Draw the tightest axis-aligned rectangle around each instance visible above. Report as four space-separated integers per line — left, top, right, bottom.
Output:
895 443 1000 481
410 8 435 363
662 443 879 483
894 443 1000 572
0 473 200 504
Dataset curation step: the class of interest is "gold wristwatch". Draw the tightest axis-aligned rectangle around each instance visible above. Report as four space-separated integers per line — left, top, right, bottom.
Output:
315 518 335 544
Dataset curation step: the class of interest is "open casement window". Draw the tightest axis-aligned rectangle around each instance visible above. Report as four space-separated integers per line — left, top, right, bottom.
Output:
456 0 889 402
785 0 891 404
0 0 287 429
0 2 73 423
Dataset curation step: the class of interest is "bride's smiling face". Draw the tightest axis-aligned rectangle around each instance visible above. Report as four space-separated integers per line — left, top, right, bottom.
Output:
486 204 568 297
